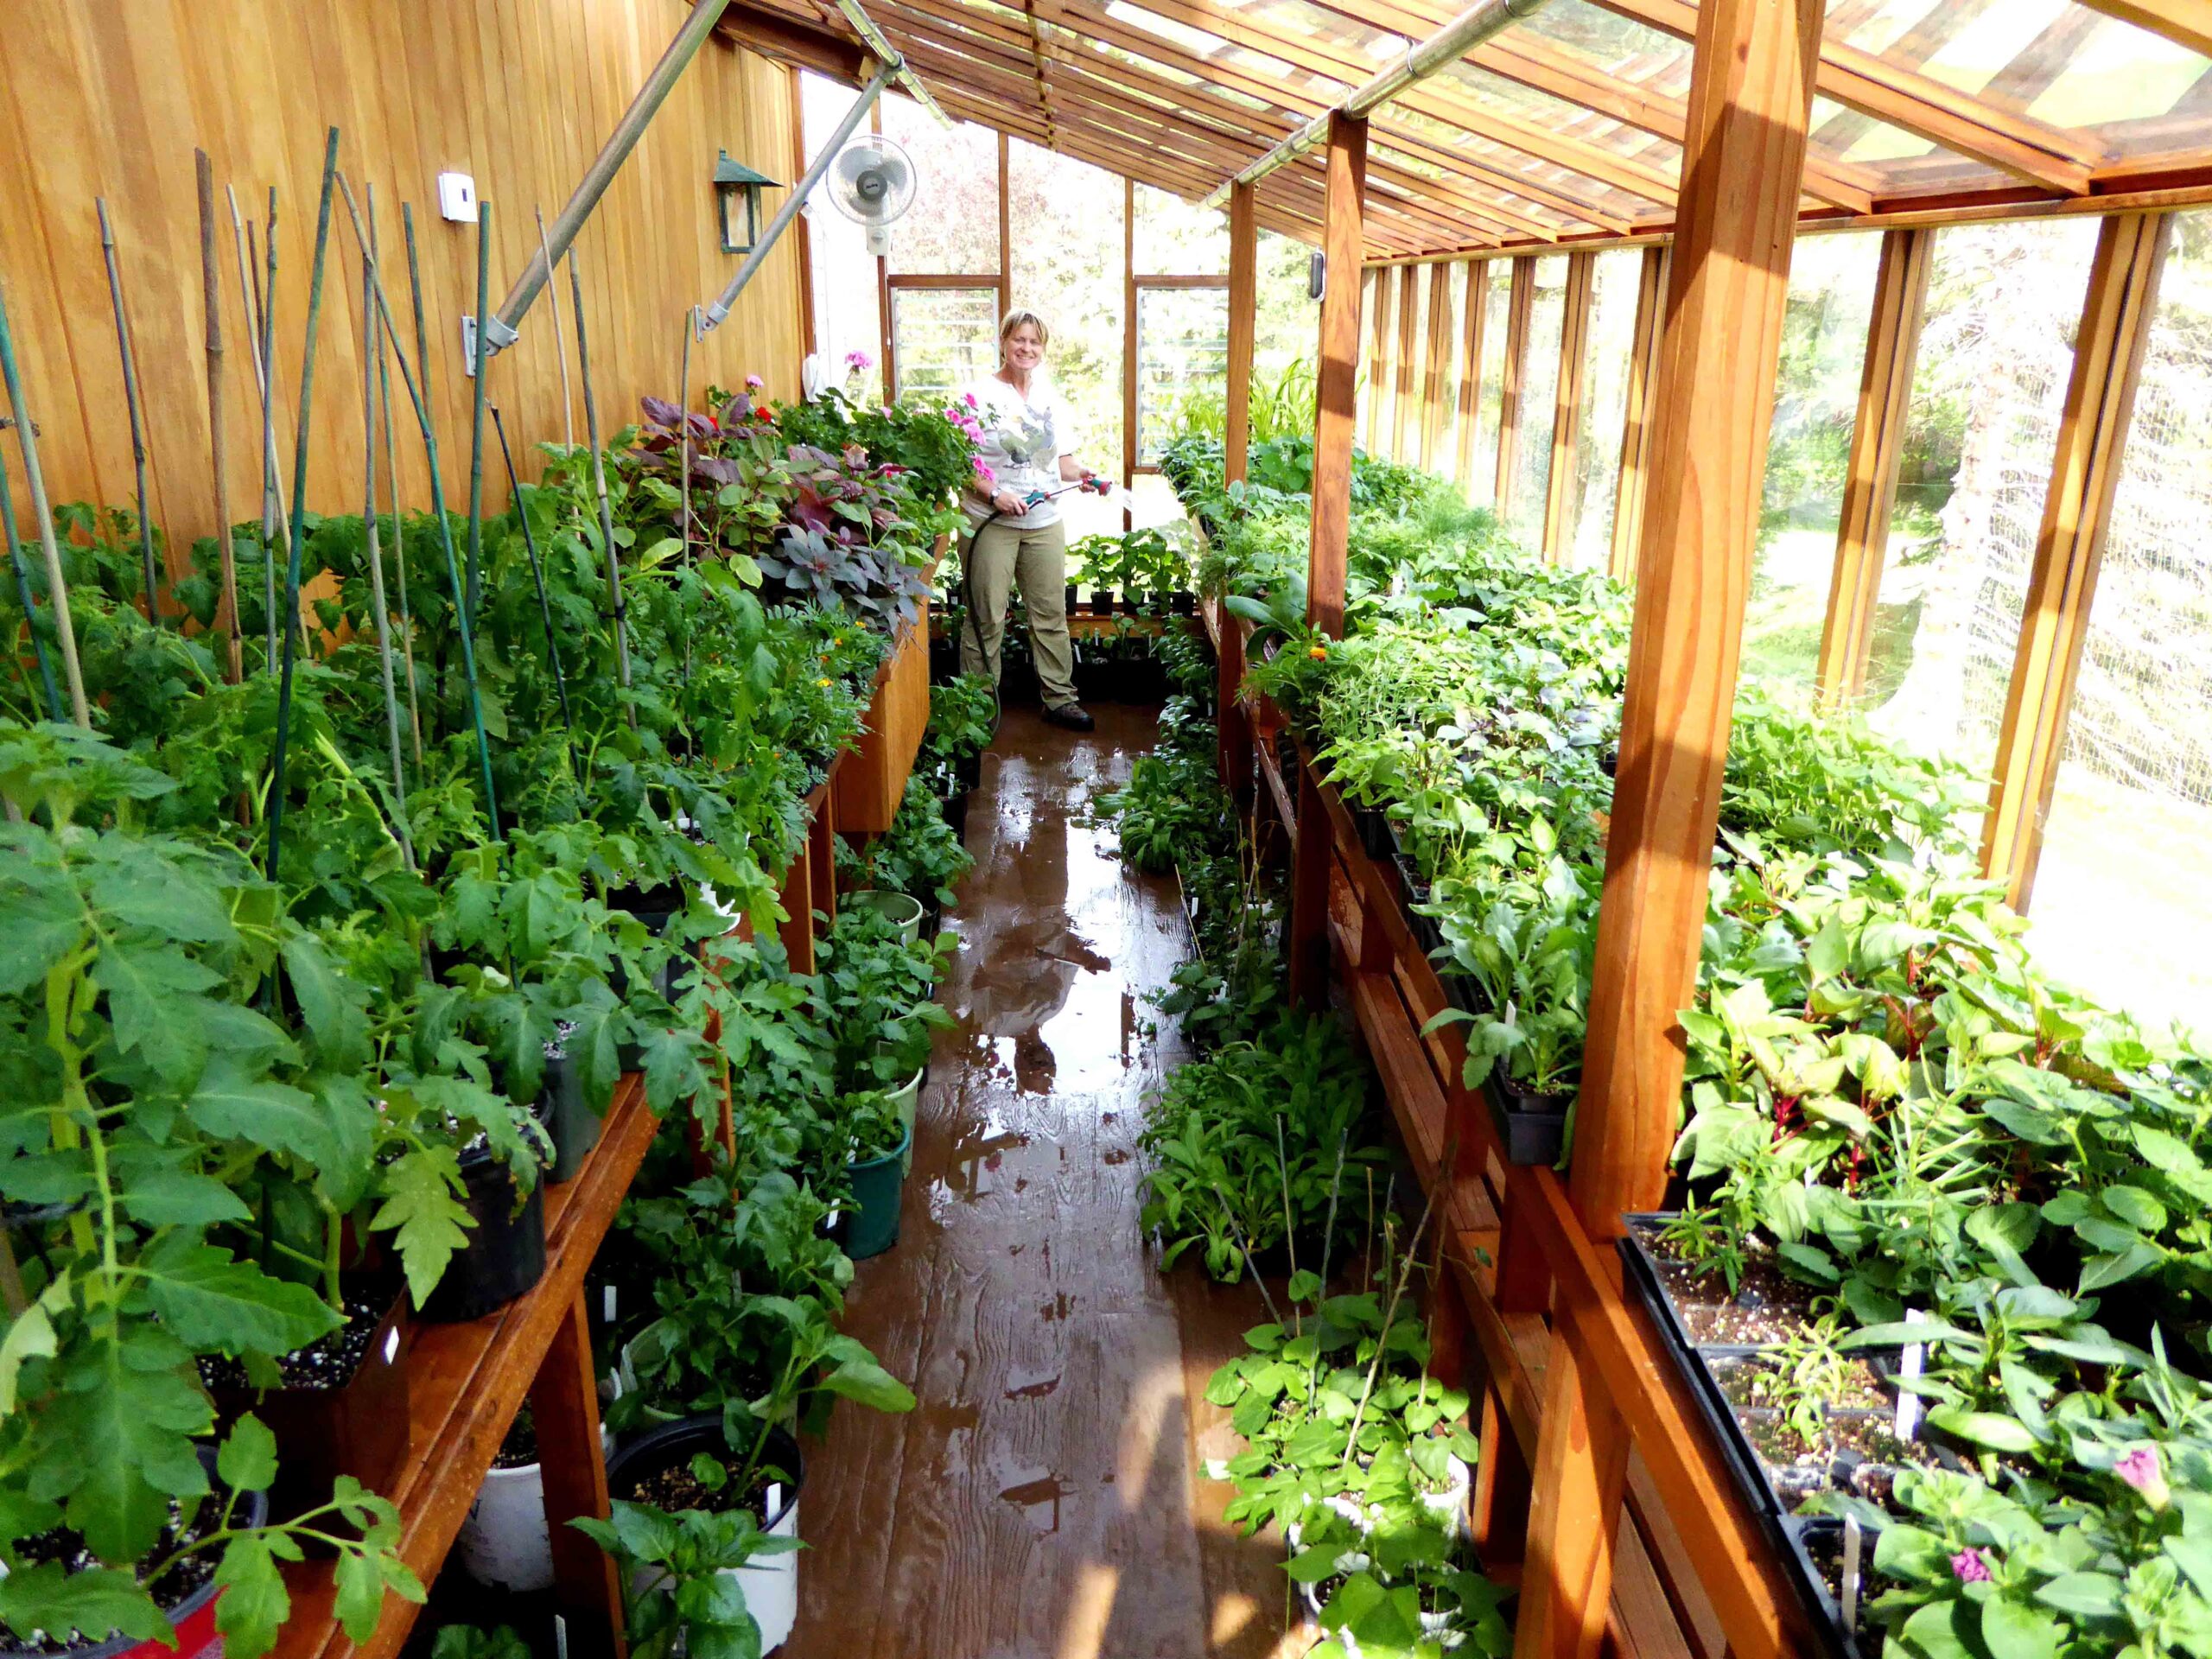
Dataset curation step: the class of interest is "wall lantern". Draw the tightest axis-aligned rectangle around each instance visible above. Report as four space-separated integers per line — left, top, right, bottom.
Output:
714 150 779 255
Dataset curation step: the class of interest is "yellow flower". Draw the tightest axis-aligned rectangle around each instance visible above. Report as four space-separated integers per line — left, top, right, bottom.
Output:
817 677 832 688
1308 644 1328 660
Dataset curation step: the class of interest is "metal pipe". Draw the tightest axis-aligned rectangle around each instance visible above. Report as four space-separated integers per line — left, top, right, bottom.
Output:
701 59 899 330
485 0 728 351
1196 0 1550 212
833 0 950 126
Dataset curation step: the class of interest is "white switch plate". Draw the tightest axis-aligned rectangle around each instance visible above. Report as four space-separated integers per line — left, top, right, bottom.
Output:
437 170 478 223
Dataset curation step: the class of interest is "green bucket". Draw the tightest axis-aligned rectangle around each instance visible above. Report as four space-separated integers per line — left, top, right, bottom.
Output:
841 1117 913 1261
848 888 925 944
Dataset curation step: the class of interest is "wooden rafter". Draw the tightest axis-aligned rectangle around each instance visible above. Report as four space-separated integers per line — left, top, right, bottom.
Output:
1586 0 2101 194
1493 257 1534 511
2075 0 2212 62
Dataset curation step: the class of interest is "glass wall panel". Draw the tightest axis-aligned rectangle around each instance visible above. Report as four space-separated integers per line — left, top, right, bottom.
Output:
1508 256 1568 548
1467 262 1509 507
1008 138 1123 505
2031 210 2212 1033
882 99 1000 276
1135 286 1228 467
1252 232 1320 445
1436 262 1469 482
890 286 999 405
1742 233 1882 688
1861 219 2100 781
1402 270 1432 467
1567 249 1642 570
1135 183 1228 275
801 73 883 403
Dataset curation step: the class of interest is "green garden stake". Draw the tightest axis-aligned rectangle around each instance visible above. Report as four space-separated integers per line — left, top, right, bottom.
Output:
0 449 61 722
370 195 424 765
491 403 579 784
464 198 492 622
358 181 414 869
96 197 163 626
265 125 340 887
569 249 635 722
0 280 90 728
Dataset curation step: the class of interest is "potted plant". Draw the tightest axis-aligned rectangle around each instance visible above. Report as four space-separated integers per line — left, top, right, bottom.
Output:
453 1403 613 1593
833 1090 911 1262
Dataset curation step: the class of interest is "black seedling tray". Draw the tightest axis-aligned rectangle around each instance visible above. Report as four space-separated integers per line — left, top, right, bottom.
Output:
1618 1217 1877 1659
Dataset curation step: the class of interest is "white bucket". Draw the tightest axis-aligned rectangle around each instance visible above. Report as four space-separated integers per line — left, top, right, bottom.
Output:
456 1427 613 1593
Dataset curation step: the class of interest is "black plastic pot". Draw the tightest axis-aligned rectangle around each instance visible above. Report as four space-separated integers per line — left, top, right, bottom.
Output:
1065 583 1080 614
420 1099 554 1323
1354 804 1394 863
207 1287 410 1526
1089 589 1115 616
1124 658 1168 704
955 750 984 796
944 788 971 842
542 1048 603 1183
1484 1071 1573 1166
605 1413 804 1533
1171 592 1195 615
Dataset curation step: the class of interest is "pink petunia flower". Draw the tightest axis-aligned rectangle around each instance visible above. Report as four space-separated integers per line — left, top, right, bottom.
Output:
2116 1447 2171 1510
1949 1549 1990 1584
745 374 765 391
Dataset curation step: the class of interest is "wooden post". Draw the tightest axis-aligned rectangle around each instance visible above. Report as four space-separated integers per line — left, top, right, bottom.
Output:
1290 111 1367 1007
779 838 817 973
1219 181 1259 803
1420 261 1453 470
1122 174 1138 512
1609 245 1670 582
1456 259 1491 490
1518 1 1821 1654
1391 263 1420 461
1981 211 2171 908
1365 268 1392 454
1542 251 1596 563
997 129 1012 318
1493 257 1535 515
533 1290 626 1659
1816 227 1933 707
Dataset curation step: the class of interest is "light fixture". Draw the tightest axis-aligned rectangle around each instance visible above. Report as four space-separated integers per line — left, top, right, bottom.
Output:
713 149 779 255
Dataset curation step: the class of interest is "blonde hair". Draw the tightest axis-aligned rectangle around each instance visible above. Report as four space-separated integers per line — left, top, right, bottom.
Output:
999 308 1051 352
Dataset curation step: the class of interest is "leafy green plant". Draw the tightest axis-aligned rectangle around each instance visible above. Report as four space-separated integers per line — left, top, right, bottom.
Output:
836 776 974 908
571 1490 801 1659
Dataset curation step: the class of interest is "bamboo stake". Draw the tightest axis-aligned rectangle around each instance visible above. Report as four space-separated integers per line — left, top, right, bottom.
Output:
96 198 162 625
0 435 61 721
197 152 242 683
357 182 414 871
385 194 500 839
371 200 424 766
569 250 634 716
0 282 90 727
464 199 492 621
265 126 341 887
537 208 574 450
490 404 578 778
230 188 293 668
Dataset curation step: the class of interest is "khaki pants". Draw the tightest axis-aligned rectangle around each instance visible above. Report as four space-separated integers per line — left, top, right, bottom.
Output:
957 517 1078 709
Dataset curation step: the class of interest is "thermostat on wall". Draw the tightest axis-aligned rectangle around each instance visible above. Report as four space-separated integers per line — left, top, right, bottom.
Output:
437 171 479 223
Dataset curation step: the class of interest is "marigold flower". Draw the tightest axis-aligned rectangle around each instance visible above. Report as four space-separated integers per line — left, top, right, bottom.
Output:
1950 1549 1991 1584
816 677 833 688
1308 645 1327 660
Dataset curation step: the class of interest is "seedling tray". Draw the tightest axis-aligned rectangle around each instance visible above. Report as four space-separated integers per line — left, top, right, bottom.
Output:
1485 1073 1571 1166
1618 1217 1881 1659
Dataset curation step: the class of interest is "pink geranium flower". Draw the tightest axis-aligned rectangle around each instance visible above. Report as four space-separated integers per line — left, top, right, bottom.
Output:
845 350 873 372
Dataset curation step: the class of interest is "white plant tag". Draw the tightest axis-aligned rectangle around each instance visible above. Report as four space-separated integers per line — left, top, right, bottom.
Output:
766 1482 783 1522
1896 1307 1926 1441
383 1326 401 1365
604 1285 617 1324
1842 1516 1863 1631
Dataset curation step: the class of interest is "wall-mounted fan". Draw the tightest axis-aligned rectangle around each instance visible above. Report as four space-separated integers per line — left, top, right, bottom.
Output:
827 134 917 257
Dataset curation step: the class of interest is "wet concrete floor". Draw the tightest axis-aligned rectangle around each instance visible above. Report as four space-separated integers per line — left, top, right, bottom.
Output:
790 703 1297 1658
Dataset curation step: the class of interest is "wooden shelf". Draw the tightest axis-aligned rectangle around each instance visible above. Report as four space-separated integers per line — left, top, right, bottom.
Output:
270 1077 659 1659
1261 733 1806 1659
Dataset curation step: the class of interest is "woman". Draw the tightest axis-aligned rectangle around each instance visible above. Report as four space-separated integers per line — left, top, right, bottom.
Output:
958 309 1101 732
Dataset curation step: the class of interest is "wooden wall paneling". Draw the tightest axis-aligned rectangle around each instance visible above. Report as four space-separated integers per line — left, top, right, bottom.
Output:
1493 257 1535 514
1224 181 1257 485
1456 258 1491 487
791 64 817 358
1980 210 2173 908
1609 244 1669 582
1290 111 1366 1008
0 0 806 570
1541 250 1596 563
1419 259 1453 470
1516 0 1822 1653
1815 226 1932 707
1391 262 1419 460
1366 262 1395 454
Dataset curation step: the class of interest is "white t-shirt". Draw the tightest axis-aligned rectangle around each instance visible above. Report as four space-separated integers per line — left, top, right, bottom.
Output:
962 375 1077 531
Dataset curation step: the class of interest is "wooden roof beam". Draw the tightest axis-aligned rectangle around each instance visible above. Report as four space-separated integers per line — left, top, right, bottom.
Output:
1586 0 2101 193
2074 0 2212 62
